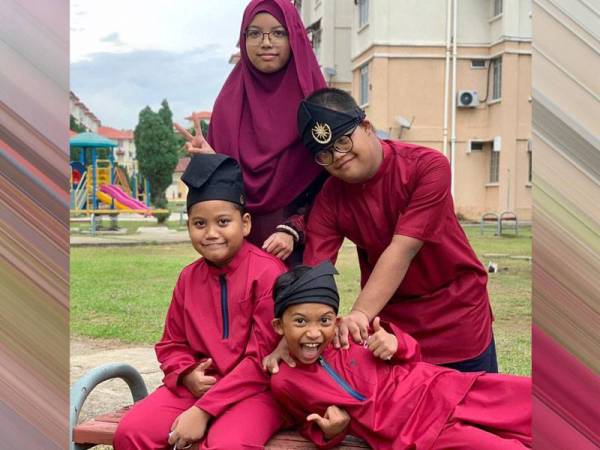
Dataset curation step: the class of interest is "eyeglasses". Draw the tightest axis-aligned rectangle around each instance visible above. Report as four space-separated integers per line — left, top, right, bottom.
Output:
314 127 357 166
245 28 289 45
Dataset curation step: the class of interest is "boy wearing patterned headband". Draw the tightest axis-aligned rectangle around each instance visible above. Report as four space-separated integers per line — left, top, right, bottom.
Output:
115 154 288 450
266 87 498 374
270 262 532 450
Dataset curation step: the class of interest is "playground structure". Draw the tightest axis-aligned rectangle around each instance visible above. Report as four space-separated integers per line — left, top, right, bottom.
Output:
70 132 168 234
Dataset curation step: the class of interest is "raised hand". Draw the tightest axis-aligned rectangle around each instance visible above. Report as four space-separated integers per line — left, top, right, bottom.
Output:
174 112 215 155
367 317 398 360
307 405 350 440
181 358 217 397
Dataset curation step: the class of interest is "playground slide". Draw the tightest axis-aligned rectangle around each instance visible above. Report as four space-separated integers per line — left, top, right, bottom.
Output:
96 191 132 211
99 184 150 211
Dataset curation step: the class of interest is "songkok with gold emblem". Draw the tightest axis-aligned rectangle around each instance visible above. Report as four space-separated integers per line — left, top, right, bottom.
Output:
297 100 366 155
182 154 245 211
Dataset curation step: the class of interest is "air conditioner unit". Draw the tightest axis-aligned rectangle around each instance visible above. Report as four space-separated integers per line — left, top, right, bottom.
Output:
493 136 502 152
457 90 479 108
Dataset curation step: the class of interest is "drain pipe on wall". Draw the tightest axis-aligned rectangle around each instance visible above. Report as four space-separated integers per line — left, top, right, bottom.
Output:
450 0 458 199
442 0 452 159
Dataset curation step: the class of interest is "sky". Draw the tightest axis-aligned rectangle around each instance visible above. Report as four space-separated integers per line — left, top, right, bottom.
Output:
70 0 249 130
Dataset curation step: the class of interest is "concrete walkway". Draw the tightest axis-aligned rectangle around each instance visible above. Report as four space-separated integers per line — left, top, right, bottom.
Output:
71 212 191 246
70 229 190 247
70 337 162 425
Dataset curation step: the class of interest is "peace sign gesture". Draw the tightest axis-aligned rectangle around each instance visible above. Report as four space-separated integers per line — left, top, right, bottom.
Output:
174 112 215 155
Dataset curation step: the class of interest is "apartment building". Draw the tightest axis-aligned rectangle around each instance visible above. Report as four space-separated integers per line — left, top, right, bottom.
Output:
97 126 137 175
296 0 353 91
298 0 532 220
70 91 100 133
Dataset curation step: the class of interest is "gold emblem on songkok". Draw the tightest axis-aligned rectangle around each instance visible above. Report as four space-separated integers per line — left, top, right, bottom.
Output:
311 122 332 144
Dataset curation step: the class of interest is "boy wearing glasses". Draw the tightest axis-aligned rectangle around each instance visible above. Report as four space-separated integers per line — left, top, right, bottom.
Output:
266 87 497 374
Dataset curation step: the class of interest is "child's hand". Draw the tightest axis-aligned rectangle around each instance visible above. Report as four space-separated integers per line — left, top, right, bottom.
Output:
307 405 350 440
182 358 217 397
174 112 215 155
262 232 294 260
168 406 210 449
367 317 398 360
262 337 296 374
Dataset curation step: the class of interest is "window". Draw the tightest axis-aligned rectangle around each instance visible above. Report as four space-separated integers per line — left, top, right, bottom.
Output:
493 0 503 16
311 28 322 58
527 140 532 183
359 64 369 105
489 149 500 183
491 57 502 100
469 141 485 151
358 0 369 28
471 59 486 69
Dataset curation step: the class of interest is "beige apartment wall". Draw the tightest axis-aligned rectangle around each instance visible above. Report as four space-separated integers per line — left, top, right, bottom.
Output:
300 0 352 84
353 40 532 220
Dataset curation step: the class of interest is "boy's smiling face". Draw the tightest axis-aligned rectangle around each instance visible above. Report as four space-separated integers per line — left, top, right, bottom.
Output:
322 122 383 184
273 303 339 364
187 200 251 267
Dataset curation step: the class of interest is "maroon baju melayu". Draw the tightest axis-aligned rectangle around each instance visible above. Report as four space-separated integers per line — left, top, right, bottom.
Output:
271 323 531 450
304 140 493 364
114 242 288 449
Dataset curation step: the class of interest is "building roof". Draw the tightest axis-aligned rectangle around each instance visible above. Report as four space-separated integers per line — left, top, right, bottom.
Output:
175 157 191 173
184 111 212 121
98 126 134 140
70 132 117 148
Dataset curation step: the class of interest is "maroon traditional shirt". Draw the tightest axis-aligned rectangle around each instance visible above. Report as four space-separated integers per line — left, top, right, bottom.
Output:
304 140 493 364
155 241 286 416
271 322 481 450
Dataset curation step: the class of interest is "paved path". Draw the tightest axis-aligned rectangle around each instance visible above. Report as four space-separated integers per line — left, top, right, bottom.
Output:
70 337 162 423
70 230 190 247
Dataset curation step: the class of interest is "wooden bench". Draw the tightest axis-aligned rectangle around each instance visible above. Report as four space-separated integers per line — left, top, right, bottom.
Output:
71 364 369 450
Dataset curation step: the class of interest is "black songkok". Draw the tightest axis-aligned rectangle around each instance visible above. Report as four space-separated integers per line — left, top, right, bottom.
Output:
297 101 366 155
182 154 245 211
274 261 340 318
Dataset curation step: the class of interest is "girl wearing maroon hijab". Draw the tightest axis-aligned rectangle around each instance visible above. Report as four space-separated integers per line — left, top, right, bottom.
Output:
176 0 327 266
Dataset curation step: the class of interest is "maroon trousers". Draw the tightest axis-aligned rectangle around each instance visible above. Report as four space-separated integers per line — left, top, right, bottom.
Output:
113 386 285 450
432 374 532 449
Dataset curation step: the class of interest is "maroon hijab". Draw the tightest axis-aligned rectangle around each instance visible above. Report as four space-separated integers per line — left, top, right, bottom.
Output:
207 0 326 214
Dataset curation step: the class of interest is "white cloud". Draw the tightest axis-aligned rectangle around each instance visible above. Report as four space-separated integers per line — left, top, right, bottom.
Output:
70 0 247 62
70 0 248 129
99 32 124 46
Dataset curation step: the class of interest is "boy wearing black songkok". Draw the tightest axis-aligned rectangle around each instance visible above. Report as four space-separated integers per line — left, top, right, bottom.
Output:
115 154 288 450
270 262 532 450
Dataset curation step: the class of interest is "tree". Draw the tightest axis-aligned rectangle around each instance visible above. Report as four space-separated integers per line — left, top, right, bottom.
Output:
70 114 87 133
134 101 179 223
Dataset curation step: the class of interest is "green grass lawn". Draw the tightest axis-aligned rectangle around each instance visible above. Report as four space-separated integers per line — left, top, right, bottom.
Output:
71 226 531 375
